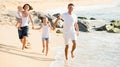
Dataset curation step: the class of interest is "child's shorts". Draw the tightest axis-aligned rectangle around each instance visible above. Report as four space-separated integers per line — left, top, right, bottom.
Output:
42 37 49 40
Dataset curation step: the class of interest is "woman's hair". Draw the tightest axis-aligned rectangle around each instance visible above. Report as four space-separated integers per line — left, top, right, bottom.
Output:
23 4 33 11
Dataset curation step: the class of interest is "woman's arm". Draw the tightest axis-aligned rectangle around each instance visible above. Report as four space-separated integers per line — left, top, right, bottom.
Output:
29 14 34 29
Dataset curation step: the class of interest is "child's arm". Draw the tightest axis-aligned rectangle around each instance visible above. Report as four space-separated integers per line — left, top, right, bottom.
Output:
49 23 55 30
33 24 42 30
18 11 22 18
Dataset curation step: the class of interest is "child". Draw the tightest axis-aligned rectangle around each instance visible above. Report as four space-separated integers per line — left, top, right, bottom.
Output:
33 17 55 56
15 6 23 30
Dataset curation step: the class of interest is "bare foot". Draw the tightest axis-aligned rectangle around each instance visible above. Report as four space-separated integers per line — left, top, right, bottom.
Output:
71 51 74 58
25 46 29 49
46 51 48 56
66 57 68 60
42 49 45 53
27 42 31 46
22 47 24 50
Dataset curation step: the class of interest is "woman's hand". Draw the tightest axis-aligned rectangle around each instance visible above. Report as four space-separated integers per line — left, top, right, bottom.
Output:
32 26 34 29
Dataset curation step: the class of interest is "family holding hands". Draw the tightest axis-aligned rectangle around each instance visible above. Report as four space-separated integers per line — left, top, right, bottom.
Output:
16 3 79 60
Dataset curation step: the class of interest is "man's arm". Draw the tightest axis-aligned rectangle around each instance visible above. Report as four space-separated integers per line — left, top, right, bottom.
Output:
54 17 61 27
49 23 55 30
74 22 79 36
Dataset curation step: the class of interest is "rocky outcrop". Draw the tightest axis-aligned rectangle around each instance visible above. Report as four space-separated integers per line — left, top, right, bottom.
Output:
32 11 54 26
77 16 87 20
95 20 120 33
106 20 120 33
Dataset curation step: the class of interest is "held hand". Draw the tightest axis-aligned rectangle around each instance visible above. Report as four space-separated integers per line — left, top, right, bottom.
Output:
32 26 34 30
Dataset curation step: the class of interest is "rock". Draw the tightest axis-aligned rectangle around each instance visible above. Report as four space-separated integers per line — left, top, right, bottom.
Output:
78 17 87 20
56 29 63 34
77 20 89 32
53 13 60 18
94 25 106 31
32 11 54 26
106 20 120 33
110 20 116 22
79 20 108 32
112 28 120 33
90 17 96 20
106 25 114 31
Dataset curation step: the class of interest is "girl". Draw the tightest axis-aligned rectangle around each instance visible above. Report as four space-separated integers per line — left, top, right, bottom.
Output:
34 17 55 56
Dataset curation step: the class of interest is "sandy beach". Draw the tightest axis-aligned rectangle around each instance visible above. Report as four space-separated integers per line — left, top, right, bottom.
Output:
0 0 120 67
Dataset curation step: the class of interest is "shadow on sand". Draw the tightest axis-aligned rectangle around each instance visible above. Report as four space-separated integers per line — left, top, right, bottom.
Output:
0 44 55 61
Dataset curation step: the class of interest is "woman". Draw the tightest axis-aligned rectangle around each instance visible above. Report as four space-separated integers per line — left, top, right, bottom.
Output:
18 4 34 50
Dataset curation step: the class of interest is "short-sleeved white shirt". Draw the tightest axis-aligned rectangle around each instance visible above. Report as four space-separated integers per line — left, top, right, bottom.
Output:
61 12 77 34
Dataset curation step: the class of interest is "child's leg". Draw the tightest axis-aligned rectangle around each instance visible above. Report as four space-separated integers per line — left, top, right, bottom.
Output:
42 40 45 53
16 19 22 30
46 40 49 56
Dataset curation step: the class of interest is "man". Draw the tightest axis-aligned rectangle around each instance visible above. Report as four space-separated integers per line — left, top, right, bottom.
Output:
55 3 79 60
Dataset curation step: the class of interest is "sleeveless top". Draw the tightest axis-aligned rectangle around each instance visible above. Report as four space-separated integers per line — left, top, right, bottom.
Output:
21 13 29 27
41 23 50 38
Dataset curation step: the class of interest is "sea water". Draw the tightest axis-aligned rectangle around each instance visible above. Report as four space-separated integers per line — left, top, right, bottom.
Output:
50 31 120 67
46 0 120 21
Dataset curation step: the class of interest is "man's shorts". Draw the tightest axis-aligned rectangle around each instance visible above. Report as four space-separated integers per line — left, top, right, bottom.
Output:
18 26 29 39
63 33 77 45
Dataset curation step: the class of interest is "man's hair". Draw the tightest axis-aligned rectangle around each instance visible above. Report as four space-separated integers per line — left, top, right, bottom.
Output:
68 3 74 7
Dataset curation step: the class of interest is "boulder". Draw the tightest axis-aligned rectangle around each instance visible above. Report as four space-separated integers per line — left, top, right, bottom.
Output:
77 17 87 20
94 25 106 31
77 20 89 32
90 17 96 20
53 13 60 18
32 11 54 26
95 20 120 33
56 29 63 34
106 20 120 33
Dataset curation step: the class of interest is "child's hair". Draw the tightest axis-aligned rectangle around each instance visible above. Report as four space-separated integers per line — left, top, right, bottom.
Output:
17 6 23 10
23 4 33 11
42 17 49 23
